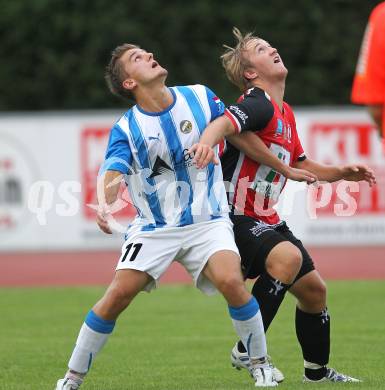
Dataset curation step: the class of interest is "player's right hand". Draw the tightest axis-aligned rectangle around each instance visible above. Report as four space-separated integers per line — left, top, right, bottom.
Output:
284 166 319 185
188 143 219 169
96 204 113 234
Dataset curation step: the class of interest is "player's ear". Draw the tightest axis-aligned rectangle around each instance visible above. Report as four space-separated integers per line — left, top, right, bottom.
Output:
244 69 258 81
122 78 137 91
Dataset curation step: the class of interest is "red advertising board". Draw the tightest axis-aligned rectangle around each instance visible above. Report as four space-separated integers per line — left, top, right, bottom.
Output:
81 127 137 220
308 122 385 215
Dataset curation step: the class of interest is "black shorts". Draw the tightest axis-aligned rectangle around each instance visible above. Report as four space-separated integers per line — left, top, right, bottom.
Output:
231 214 315 282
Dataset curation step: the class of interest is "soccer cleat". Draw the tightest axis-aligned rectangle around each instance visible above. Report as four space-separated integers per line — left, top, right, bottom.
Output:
249 364 278 387
55 378 81 390
303 368 362 383
230 343 285 383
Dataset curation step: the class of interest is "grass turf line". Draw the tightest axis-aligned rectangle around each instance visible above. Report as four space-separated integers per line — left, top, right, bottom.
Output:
0 281 384 389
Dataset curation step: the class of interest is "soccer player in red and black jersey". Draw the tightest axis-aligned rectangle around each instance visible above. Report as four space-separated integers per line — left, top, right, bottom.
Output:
190 28 375 383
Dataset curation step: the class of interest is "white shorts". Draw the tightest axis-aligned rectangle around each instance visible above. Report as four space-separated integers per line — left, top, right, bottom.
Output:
115 218 240 295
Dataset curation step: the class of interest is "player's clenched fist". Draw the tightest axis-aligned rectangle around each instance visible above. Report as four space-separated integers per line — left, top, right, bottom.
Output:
188 143 219 169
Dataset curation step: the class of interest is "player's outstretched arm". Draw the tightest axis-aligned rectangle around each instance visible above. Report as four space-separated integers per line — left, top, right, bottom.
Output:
228 132 318 184
189 115 236 169
340 164 376 186
96 170 124 234
294 159 376 186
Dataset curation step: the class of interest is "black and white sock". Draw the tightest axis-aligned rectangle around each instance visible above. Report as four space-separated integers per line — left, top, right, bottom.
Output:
296 306 330 380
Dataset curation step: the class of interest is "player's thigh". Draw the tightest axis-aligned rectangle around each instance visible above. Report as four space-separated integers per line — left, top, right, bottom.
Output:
179 218 240 296
115 229 181 292
204 249 251 306
203 249 243 288
107 269 152 298
231 215 289 279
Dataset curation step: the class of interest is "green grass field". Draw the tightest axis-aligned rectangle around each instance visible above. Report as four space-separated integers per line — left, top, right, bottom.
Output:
1 281 384 390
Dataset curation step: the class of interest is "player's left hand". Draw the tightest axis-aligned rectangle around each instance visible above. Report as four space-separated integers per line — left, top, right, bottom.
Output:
96 204 113 234
188 143 219 169
341 164 376 187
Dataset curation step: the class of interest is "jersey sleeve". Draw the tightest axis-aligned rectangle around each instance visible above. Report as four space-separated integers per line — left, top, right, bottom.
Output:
204 86 225 121
224 87 274 133
100 124 133 175
293 135 306 162
291 123 306 162
351 3 385 104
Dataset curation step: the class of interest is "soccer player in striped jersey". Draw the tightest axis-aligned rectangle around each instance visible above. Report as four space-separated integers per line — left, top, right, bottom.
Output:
55 43 280 389
190 28 375 384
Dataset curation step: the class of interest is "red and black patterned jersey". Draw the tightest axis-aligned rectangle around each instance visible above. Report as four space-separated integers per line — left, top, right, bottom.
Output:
220 87 306 225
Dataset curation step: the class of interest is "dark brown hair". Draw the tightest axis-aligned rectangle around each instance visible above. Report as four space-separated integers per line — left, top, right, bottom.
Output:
105 43 139 100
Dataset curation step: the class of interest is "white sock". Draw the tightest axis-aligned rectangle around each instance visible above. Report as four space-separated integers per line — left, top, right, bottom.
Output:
68 310 115 374
304 360 324 369
229 297 267 361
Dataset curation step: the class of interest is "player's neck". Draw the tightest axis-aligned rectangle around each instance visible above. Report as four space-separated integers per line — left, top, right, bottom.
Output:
254 79 286 112
135 84 174 113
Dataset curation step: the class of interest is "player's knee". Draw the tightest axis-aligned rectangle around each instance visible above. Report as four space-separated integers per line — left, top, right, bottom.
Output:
312 279 327 304
106 284 135 308
266 242 302 281
216 274 245 297
301 279 327 308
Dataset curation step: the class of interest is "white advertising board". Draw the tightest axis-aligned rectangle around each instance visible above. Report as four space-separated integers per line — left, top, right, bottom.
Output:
0 108 384 251
282 109 385 245
0 111 129 250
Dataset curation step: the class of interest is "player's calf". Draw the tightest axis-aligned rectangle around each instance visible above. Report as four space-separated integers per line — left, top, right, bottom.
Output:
55 270 150 389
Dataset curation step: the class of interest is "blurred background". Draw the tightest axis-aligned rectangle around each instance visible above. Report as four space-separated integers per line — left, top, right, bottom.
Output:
0 0 384 286
0 0 380 109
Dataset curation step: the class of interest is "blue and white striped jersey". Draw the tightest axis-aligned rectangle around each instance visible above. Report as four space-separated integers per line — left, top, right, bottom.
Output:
102 84 230 232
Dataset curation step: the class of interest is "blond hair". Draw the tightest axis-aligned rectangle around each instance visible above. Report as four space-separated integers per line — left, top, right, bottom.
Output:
105 43 139 101
221 27 259 91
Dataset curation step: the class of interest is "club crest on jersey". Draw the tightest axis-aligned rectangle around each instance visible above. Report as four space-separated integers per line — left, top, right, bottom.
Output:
180 120 192 134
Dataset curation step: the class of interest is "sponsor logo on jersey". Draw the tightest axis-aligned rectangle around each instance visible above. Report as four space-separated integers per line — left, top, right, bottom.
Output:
149 156 173 178
275 119 283 135
174 148 195 169
275 119 292 142
180 120 192 134
150 149 195 177
228 105 248 125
